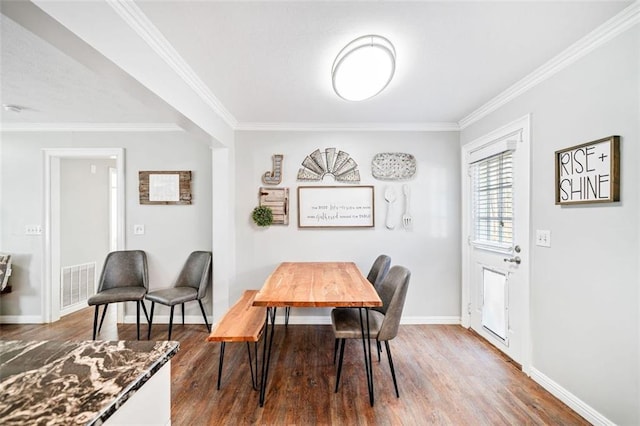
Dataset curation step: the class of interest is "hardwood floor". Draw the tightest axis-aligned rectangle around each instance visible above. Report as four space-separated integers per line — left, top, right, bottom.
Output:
0 307 588 425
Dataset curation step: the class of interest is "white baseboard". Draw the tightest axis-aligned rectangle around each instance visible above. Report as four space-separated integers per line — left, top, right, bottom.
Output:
0 315 44 324
0 314 461 326
124 314 211 325
228 315 462 326
529 367 614 426
401 316 461 325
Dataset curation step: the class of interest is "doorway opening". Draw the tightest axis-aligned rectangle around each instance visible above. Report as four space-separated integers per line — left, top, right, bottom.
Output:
43 148 125 323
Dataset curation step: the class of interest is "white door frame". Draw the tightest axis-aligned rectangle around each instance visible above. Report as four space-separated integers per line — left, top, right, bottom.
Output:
42 148 125 323
460 114 531 373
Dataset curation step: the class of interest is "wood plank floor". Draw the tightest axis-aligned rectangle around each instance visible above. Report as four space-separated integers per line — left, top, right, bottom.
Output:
0 307 588 425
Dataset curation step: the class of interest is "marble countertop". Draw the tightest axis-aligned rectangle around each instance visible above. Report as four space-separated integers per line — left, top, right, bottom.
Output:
0 340 179 425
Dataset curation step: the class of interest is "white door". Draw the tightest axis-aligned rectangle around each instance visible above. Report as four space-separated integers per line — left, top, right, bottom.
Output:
461 115 531 370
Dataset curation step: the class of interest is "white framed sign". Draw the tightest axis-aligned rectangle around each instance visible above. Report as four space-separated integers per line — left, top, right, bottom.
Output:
297 185 374 228
555 136 620 205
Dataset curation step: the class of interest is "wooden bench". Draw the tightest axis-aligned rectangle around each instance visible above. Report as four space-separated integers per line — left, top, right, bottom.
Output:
207 290 266 390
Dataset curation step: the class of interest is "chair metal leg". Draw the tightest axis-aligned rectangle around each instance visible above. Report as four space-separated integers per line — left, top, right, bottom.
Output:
92 306 100 340
377 340 382 362
335 339 346 392
148 302 155 340
168 305 175 340
140 300 150 324
334 338 339 364
97 304 109 333
136 301 141 340
181 303 185 325
385 340 400 398
197 299 211 332
217 342 226 390
285 307 290 326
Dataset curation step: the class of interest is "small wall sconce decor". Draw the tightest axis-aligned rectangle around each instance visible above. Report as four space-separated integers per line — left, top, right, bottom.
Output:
139 170 192 205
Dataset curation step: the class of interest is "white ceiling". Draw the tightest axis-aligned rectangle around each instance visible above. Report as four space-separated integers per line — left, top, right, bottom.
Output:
0 1 633 132
0 15 168 125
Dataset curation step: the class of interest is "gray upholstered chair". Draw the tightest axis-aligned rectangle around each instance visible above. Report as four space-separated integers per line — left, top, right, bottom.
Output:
145 251 212 340
367 254 391 289
331 265 411 398
332 254 391 355
88 250 150 340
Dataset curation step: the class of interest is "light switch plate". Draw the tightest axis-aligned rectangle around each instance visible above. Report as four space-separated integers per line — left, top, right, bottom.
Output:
536 230 551 247
133 224 145 235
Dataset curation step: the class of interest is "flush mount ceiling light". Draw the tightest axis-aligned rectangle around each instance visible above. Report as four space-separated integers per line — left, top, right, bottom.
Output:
331 35 396 102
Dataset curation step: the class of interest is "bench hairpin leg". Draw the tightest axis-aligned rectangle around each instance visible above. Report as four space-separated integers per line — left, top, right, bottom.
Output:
217 342 226 390
247 342 259 391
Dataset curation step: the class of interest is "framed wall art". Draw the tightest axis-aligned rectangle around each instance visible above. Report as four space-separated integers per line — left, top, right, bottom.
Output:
139 170 192 205
297 185 374 228
555 136 620 205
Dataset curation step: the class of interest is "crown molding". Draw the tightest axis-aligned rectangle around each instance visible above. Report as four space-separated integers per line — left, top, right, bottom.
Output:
458 1 640 130
235 121 460 132
106 0 238 128
0 123 184 132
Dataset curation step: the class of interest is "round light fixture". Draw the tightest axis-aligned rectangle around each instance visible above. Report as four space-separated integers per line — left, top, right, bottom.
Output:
331 35 396 102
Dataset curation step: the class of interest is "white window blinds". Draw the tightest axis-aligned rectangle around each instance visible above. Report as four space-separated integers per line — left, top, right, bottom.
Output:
471 150 514 250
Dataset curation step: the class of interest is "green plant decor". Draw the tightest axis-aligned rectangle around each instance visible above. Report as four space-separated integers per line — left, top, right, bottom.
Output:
252 205 273 227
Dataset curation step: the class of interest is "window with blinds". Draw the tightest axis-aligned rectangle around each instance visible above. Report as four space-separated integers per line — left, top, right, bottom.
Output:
471 150 514 250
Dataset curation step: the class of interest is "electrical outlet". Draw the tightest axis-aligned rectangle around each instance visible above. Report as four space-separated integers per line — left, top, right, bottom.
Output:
25 225 42 235
133 224 145 235
536 229 551 247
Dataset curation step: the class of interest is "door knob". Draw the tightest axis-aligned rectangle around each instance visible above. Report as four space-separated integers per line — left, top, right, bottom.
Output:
503 256 521 264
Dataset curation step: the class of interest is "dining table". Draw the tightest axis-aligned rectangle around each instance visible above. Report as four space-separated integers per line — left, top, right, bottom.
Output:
252 261 383 406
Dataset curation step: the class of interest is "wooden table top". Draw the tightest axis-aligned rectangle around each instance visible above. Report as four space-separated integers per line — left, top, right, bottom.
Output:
253 262 382 308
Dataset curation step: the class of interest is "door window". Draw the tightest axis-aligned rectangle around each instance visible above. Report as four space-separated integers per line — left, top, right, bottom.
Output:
470 150 514 251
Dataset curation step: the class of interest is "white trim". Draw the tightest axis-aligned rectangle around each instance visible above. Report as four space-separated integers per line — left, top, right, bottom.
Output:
43 148 125 323
0 315 44 324
235 122 460 132
459 1 640 129
127 314 212 325
207 315 461 327
106 0 238 128
1 123 183 132
530 367 615 426
400 316 461 325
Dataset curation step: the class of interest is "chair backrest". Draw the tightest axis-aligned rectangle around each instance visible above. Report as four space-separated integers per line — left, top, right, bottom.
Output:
366 254 391 288
175 251 212 300
376 265 411 342
97 250 148 292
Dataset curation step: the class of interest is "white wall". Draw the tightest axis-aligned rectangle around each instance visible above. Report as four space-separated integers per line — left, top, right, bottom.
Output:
0 131 213 322
60 158 114 268
460 27 639 425
234 130 461 322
